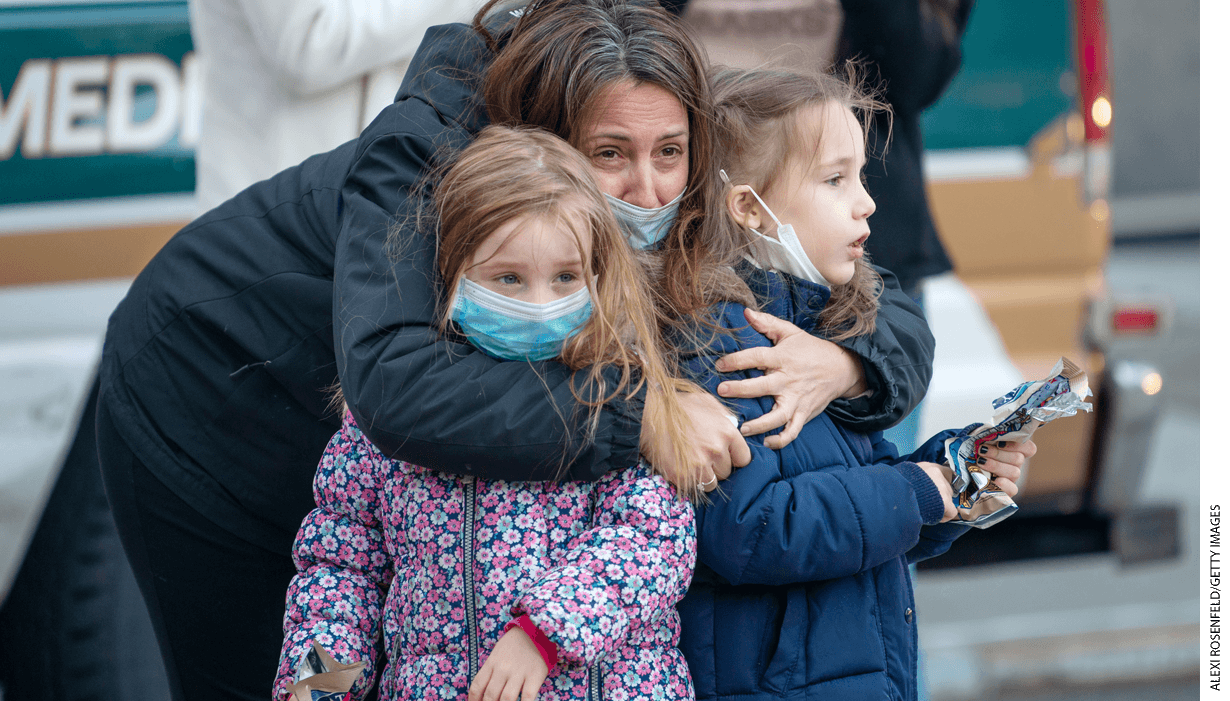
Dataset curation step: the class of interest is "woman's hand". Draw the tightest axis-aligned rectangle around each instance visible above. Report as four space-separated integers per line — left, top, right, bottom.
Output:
715 309 868 450
918 440 1036 523
974 439 1036 498
468 626 548 701
641 388 751 493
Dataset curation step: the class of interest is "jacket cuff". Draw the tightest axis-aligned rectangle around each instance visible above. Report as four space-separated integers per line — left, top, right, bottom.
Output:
603 372 646 471
505 614 559 672
826 354 887 422
894 461 946 526
826 338 899 430
908 425 973 465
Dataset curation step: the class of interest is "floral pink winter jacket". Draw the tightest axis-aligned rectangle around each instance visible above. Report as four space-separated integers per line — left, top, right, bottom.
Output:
273 412 697 701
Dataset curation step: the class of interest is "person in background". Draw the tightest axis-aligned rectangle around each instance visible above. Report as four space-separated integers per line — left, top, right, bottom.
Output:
189 0 486 209
837 0 970 300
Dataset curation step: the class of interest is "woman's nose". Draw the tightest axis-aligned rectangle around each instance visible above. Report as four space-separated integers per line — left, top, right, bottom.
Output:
620 162 661 209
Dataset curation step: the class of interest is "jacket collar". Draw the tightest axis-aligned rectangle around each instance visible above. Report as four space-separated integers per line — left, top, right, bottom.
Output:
738 259 832 333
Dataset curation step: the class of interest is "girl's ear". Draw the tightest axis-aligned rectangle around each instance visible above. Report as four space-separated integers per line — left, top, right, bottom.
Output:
725 185 764 231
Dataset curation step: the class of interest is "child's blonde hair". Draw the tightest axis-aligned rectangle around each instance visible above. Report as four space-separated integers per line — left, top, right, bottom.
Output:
712 63 889 341
428 125 704 497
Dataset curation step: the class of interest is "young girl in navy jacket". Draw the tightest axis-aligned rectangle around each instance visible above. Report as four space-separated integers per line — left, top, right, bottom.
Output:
273 126 704 701
675 67 1035 701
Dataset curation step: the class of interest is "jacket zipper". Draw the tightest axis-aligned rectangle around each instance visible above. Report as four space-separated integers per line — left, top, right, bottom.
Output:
587 665 602 700
586 486 602 701
462 476 479 684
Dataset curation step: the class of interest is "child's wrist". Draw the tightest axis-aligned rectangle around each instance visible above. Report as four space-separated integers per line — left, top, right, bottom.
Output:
895 461 947 525
504 614 559 672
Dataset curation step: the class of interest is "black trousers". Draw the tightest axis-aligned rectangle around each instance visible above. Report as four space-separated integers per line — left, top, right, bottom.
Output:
96 394 298 701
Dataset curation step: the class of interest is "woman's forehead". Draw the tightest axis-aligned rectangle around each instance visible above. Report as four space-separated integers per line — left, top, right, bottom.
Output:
582 81 690 141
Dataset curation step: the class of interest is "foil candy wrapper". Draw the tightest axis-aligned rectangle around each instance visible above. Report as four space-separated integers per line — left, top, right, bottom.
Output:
288 641 365 701
939 357 1093 529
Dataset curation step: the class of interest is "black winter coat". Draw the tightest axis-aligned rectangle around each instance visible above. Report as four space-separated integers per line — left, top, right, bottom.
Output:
99 19 935 554
839 0 974 292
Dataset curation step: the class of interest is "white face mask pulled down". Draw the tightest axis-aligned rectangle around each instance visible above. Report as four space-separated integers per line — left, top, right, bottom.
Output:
721 170 831 287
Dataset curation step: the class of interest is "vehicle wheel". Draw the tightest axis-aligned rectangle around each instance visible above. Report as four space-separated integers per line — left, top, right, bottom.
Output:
0 382 171 701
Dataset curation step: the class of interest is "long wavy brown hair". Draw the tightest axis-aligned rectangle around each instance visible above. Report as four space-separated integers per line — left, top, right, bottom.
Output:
711 63 889 340
473 0 752 328
429 126 706 497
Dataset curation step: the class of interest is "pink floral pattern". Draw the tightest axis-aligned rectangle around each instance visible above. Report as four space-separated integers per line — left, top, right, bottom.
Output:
274 412 696 700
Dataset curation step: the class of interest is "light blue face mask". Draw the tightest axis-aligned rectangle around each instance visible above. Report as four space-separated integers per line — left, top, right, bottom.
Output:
448 277 593 362
604 190 683 249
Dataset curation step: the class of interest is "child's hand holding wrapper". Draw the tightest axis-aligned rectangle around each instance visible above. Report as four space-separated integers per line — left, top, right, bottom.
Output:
939 357 1093 528
288 642 364 701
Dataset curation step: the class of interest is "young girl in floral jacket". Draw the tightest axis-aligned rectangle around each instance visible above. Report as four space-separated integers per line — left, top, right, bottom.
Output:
272 127 703 701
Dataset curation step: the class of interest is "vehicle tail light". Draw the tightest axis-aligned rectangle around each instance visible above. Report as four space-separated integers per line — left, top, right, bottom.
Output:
1112 307 1159 334
1076 0 1112 144
1075 0 1113 203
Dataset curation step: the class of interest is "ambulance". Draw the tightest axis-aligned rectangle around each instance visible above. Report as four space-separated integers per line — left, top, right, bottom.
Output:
0 0 194 693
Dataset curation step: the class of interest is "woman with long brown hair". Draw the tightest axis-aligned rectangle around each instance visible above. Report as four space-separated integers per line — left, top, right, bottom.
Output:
94 2 934 699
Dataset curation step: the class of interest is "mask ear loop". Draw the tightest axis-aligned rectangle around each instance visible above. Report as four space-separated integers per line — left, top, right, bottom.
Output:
445 276 469 322
719 170 783 232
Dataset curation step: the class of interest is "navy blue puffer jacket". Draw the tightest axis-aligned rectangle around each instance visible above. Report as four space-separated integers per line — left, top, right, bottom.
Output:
677 268 969 701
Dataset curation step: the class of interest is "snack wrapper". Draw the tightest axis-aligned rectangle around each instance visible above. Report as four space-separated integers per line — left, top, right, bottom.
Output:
288 641 365 701
938 357 1093 528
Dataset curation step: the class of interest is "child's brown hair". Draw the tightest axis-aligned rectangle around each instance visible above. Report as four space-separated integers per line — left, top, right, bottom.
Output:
711 63 890 341
429 125 705 497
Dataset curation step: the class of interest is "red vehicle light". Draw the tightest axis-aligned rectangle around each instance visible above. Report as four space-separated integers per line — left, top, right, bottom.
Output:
1112 307 1159 334
1076 0 1113 143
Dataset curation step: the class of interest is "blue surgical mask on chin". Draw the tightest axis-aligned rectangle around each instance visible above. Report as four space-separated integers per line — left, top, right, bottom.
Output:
604 191 683 249
448 277 593 362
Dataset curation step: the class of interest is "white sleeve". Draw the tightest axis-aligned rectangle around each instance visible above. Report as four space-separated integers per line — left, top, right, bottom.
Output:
237 0 488 94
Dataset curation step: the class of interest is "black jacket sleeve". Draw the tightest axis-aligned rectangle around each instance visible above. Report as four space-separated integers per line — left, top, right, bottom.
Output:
334 23 642 482
824 264 935 431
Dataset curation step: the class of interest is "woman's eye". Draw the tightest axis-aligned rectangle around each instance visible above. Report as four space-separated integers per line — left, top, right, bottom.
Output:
594 148 620 161
659 145 683 158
